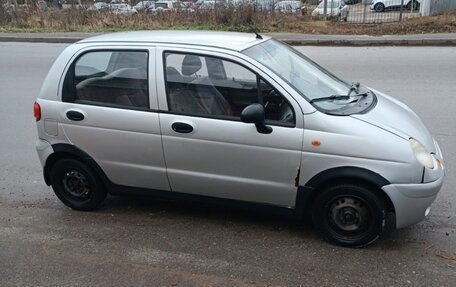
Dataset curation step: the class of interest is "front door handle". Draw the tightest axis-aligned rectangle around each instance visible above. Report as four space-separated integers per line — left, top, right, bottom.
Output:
66 110 85 121
171 122 193 134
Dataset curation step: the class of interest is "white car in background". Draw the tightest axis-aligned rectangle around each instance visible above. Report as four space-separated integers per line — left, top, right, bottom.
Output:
148 1 189 12
148 1 176 12
274 0 306 14
110 3 138 15
88 2 110 12
371 0 420 12
134 0 155 11
312 0 349 21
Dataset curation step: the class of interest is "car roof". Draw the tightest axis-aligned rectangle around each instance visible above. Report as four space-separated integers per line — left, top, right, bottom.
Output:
78 30 270 52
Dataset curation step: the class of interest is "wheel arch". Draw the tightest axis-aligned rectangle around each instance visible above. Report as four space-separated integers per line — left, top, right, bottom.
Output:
44 144 107 187
296 167 395 218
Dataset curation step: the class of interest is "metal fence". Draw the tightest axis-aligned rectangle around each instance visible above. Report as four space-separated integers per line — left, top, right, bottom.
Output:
335 0 421 23
0 0 428 25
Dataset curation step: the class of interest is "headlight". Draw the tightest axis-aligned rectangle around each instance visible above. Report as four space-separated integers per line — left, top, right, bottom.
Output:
409 138 434 169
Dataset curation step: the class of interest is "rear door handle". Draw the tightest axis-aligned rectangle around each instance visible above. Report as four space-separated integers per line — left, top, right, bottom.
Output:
171 122 193 134
66 110 85 121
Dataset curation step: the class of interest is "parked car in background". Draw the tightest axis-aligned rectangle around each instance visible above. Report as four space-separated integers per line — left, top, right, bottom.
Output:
148 0 175 12
344 0 362 4
312 0 349 21
110 3 137 15
226 0 252 7
371 0 420 12
148 1 189 12
87 2 110 12
254 0 274 11
134 0 155 11
35 31 445 247
61 0 82 9
274 0 306 14
198 0 227 11
2 1 16 14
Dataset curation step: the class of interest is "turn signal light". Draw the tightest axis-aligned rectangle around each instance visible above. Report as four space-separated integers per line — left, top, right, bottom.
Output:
34 102 41 122
436 159 443 170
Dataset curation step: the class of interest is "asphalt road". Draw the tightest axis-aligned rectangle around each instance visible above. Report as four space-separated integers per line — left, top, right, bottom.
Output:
0 43 455 286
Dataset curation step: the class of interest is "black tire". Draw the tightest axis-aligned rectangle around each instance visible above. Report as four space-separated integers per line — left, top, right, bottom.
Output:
374 3 385 12
312 184 386 247
50 158 107 211
406 1 419 10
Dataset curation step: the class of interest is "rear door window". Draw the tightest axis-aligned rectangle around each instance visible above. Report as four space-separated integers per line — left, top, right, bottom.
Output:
63 50 149 109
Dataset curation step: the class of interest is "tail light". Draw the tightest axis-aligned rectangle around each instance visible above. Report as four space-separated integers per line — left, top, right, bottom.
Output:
34 102 41 122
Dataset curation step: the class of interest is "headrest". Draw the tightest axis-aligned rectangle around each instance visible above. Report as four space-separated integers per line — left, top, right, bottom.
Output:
166 66 181 78
181 55 202 76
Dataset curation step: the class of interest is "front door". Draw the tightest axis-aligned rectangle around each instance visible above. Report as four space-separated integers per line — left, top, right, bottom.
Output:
157 49 304 207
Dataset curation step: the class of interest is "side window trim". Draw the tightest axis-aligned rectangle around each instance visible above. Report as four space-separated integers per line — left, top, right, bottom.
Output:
62 49 151 111
162 50 296 128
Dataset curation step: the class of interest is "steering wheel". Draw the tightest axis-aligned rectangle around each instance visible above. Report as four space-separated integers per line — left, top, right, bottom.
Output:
265 89 285 108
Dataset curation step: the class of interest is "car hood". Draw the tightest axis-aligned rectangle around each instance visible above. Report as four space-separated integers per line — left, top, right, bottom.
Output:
350 89 436 153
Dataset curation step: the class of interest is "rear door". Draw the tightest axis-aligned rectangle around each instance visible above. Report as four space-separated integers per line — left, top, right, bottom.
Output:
156 48 304 207
58 46 170 191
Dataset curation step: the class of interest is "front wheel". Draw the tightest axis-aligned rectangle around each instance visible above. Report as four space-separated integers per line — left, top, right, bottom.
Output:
50 159 107 211
374 3 385 12
312 184 386 247
344 12 348 22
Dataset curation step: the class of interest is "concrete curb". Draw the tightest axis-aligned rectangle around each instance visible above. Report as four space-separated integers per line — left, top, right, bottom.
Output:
280 38 456 46
1 33 456 46
0 36 83 44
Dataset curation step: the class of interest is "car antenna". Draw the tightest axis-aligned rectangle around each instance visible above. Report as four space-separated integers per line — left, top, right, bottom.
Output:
249 26 263 40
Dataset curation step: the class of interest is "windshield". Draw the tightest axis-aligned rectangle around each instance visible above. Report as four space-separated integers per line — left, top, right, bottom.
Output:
318 0 342 9
155 3 168 8
277 1 301 9
243 39 351 100
242 39 375 114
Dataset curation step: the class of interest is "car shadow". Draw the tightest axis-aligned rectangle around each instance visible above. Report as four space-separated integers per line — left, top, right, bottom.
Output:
99 194 315 237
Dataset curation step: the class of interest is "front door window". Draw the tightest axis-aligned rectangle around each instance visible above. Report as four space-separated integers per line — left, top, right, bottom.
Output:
164 52 295 126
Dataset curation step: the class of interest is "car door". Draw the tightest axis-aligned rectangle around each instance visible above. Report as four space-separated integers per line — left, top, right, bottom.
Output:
156 48 304 207
58 47 170 191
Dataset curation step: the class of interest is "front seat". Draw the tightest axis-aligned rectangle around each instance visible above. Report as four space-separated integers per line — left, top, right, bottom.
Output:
191 77 233 116
167 55 209 115
181 55 203 78
180 55 232 116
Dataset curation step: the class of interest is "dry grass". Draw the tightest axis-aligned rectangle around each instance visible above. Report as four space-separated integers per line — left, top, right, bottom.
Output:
0 4 455 35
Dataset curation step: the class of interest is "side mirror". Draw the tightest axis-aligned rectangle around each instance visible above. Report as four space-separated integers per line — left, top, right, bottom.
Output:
240 104 273 134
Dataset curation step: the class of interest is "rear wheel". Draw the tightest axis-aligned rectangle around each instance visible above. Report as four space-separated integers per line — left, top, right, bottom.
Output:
50 159 107 211
406 1 419 10
374 3 385 12
312 184 386 247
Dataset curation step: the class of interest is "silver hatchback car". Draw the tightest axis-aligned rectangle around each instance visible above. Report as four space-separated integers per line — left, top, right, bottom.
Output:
34 31 445 247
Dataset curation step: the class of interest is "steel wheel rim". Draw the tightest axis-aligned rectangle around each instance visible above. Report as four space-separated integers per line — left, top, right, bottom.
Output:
62 169 91 200
326 195 373 239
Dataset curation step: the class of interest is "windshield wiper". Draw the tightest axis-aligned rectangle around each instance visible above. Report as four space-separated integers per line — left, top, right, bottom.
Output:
347 82 360 97
310 95 352 103
310 82 365 104
310 92 367 104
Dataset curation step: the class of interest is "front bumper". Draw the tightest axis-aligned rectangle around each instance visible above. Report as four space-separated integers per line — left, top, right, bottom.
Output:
382 173 445 229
